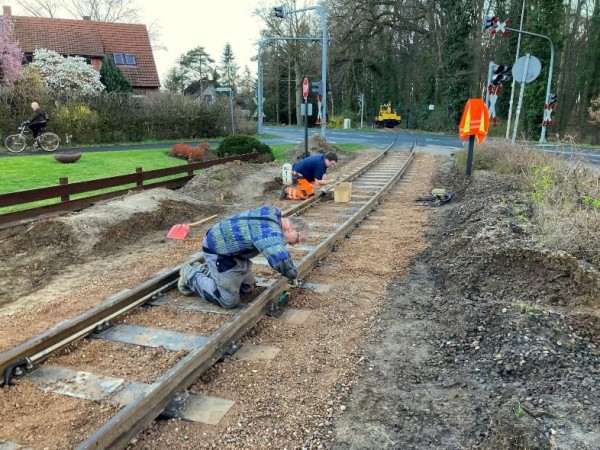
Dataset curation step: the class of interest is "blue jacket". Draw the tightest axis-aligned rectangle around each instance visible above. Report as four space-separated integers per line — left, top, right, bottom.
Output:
292 154 326 182
203 205 297 279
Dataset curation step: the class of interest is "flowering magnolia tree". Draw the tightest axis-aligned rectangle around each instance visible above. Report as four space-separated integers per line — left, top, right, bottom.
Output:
0 17 24 85
32 49 105 95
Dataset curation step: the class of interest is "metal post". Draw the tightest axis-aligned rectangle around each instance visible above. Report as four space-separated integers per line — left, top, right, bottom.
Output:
466 135 475 176
504 26 555 143
505 0 526 139
278 6 327 137
318 6 327 138
511 53 531 145
485 61 494 108
257 36 321 135
304 98 309 158
359 93 364 128
229 90 235 135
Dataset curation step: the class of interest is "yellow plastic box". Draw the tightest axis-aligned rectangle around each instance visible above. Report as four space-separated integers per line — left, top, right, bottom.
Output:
334 182 352 203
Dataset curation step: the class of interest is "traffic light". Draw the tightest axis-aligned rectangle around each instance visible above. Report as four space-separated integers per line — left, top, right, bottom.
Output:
548 93 558 107
491 64 512 85
273 6 285 18
311 81 322 95
483 16 498 31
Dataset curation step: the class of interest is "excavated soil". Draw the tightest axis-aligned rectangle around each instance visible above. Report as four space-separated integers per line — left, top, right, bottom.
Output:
1 148 599 449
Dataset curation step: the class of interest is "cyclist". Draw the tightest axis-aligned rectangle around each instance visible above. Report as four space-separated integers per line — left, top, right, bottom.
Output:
26 102 47 148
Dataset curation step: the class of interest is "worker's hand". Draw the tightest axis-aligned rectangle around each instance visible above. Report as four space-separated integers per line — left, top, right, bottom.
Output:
288 278 299 287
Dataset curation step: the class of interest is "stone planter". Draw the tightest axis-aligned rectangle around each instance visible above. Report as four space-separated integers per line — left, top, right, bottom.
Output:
53 152 82 163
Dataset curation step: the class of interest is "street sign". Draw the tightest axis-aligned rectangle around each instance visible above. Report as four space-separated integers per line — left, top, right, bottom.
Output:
302 78 309 100
512 55 541 83
300 103 313 116
216 87 232 92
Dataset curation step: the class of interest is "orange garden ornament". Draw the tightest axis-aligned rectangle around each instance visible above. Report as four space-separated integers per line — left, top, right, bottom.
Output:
459 98 490 143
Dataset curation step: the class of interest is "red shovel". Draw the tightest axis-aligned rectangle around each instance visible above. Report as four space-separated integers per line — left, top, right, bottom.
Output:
166 214 218 240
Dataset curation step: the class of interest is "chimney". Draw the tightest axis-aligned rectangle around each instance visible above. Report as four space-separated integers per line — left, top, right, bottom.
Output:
82 15 91 20
3 5 12 17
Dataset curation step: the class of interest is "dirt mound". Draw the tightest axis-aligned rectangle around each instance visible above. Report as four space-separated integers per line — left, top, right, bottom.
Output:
287 134 343 162
0 189 219 304
180 160 283 207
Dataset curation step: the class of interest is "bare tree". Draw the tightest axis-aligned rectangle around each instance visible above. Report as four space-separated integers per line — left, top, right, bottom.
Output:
15 0 62 17
66 0 140 22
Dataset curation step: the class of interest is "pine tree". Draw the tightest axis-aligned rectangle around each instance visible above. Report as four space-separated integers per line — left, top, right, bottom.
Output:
100 55 133 93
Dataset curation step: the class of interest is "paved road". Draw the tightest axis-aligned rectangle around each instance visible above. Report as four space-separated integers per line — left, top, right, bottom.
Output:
2 126 597 164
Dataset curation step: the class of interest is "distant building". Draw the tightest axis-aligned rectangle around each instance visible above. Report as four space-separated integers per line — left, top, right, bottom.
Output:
2 5 160 94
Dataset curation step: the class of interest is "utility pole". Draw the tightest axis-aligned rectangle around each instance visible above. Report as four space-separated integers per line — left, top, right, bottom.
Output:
257 36 321 135
273 5 328 137
505 0 526 140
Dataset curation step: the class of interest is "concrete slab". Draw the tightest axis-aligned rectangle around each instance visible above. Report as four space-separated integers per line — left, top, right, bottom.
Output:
27 366 124 401
301 281 331 293
175 394 235 425
111 381 149 406
149 296 240 315
94 324 209 352
234 344 281 361
278 308 312 325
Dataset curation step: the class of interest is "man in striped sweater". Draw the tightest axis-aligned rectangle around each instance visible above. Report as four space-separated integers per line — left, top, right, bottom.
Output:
178 205 309 309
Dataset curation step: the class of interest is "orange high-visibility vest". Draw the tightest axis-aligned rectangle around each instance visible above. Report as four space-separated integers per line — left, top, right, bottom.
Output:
459 99 490 143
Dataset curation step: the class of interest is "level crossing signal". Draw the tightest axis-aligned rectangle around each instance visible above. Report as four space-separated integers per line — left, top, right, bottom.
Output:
273 6 285 18
491 64 512 85
542 94 558 126
483 15 510 36
311 81 322 95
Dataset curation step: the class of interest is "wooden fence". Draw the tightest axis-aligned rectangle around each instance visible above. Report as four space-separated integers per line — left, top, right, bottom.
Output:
0 152 258 227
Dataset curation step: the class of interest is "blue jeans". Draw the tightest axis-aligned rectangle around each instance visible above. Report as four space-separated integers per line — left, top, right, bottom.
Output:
185 252 255 309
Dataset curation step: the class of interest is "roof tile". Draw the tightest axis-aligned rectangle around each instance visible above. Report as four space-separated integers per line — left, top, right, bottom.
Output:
12 15 160 88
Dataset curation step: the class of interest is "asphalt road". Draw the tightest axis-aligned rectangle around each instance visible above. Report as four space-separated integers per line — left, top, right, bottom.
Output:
2 126 597 164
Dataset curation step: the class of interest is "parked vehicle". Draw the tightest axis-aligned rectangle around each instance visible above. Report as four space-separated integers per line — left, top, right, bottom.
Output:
374 102 401 128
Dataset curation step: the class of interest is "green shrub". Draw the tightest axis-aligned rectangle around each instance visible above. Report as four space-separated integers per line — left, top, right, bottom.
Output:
217 135 273 161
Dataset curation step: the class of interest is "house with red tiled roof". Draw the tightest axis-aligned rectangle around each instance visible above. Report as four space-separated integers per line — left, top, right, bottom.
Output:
2 5 160 93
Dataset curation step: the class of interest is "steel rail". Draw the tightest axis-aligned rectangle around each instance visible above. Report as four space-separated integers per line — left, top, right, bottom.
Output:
1 141 400 386
79 135 414 450
2 129 414 448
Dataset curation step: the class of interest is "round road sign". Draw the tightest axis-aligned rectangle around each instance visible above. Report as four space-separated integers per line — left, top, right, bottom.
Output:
303 78 309 100
512 55 541 84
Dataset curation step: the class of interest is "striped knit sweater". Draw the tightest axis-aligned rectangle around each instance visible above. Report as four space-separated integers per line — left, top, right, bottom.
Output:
203 205 297 280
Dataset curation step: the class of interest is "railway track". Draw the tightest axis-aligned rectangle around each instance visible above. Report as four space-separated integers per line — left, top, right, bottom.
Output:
1 130 416 449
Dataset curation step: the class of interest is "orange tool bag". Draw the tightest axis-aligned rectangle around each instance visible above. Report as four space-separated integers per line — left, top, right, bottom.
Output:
285 177 315 200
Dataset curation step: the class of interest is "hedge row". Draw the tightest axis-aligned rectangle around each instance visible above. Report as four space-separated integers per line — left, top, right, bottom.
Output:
0 88 255 146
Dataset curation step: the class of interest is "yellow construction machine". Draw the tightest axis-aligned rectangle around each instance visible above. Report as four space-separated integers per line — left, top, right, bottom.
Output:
374 101 401 128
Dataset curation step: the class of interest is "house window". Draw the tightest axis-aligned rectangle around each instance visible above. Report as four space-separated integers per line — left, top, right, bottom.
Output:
113 53 136 65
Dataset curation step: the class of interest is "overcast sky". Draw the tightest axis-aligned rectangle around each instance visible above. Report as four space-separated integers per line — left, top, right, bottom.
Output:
142 0 264 82
4 0 267 83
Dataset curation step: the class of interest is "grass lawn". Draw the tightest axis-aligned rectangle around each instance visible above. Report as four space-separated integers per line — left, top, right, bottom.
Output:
0 143 369 213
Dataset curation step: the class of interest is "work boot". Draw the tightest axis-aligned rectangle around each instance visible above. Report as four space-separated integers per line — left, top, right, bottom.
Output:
279 186 288 200
178 263 193 296
240 283 253 294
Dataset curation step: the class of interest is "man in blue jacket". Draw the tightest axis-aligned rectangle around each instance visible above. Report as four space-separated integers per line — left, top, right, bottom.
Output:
178 205 309 309
283 152 338 200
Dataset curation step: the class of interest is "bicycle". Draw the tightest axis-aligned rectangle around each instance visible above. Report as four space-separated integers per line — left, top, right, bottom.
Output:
4 122 60 153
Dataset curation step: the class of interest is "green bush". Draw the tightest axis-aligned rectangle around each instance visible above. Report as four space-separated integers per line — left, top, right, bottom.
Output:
217 135 273 161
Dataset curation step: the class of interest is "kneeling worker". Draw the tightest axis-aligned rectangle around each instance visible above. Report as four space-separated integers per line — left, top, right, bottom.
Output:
178 205 309 309
283 151 338 200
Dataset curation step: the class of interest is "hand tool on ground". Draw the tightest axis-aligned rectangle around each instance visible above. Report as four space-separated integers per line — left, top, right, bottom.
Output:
166 214 218 240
